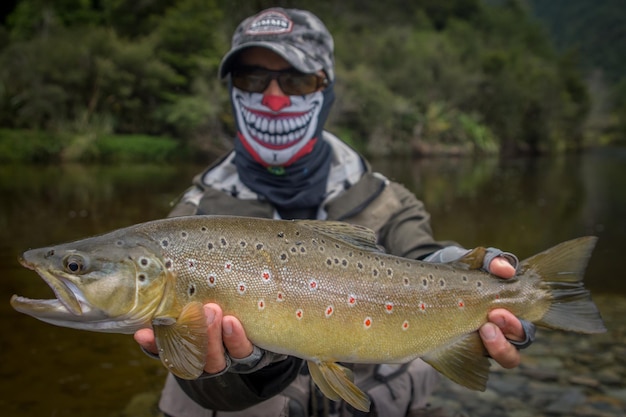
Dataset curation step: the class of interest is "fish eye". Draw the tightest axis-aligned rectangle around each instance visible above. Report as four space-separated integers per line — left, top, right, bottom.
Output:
64 254 87 273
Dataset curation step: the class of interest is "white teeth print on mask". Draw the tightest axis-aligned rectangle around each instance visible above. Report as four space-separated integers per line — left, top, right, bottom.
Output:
232 87 324 166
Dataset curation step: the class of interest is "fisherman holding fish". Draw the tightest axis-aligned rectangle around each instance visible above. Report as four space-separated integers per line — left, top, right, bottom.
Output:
134 7 535 417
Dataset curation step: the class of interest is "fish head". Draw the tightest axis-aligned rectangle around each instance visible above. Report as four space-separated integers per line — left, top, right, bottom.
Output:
11 231 169 334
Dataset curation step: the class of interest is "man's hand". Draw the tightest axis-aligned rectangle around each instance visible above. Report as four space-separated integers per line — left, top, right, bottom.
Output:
480 257 524 368
134 303 253 375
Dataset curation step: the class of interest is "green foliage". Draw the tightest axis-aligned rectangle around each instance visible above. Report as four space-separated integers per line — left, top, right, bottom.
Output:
0 0 603 161
95 134 181 163
0 129 70 162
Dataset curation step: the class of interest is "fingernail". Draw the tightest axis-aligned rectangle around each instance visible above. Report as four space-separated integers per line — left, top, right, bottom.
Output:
481 323 497 340
223 319 233 336
205 306 215 325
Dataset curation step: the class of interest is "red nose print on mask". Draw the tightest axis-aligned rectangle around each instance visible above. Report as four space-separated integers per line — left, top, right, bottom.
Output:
262 95 291 112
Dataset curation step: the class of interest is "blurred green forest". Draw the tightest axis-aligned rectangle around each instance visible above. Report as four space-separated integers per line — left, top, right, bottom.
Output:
0 0 623 162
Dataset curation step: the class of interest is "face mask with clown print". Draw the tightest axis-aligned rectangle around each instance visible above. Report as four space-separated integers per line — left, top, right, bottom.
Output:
231 85 333 168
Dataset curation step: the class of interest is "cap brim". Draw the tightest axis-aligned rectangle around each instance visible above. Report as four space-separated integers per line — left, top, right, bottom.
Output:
218 41 324 79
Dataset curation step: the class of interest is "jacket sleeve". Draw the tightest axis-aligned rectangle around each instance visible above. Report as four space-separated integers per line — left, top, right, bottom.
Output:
378 182 458 260
173 357 303 411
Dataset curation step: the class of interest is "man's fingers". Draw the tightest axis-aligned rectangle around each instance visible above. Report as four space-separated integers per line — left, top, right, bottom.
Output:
489 257 516 279
134 328 158 354
488 309 525 341
222 316 254 360
480 322 520 368
203 303 227 374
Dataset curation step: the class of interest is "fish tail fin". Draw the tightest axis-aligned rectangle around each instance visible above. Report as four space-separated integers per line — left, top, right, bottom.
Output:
521 236 606 334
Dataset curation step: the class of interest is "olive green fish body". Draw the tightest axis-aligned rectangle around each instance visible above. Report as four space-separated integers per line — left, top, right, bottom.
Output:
11 216 606 412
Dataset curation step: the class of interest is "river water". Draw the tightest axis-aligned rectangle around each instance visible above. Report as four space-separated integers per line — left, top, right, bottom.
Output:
1 148 624 416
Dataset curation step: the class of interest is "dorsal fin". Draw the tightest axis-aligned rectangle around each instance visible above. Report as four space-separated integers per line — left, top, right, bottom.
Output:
295 220 382 252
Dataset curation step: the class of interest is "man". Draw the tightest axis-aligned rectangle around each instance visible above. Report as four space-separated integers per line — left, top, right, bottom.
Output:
135 7 533 417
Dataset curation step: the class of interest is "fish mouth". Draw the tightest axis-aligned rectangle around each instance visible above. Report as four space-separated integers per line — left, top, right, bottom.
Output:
11 256 99 321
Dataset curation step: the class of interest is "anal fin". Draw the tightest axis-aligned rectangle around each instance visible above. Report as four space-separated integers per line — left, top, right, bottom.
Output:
308 360 371 412
422 331 491 391
153 301 208 379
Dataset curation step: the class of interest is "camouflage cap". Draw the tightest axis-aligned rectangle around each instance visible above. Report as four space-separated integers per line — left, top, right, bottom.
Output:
219 8 335 81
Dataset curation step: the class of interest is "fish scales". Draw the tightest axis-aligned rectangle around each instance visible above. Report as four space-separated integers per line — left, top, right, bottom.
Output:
11 215 606 412
142 216 520 361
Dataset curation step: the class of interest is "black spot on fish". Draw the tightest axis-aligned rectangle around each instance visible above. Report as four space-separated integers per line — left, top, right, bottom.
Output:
220 238 227 247
326 258 333 266
422 278 428 287
45 249 55 258
462 275 469 282
387 268 393 277
300 247 306 254
140 258 149 267
290 247 297 254
357 262 364 270
372 268 379 277
240 240 247 248
138 274 146 282
277 232 285 238
256 243 264 250
116 240 124 247
476 281 483 288
201 226 208 232
161 240 169 248
165 260 172 269
280 253 288 261
207 242 214 250
181 232 188 239
189 285 196 297
295 231 301 236
439 279 446 287
342 259 348 267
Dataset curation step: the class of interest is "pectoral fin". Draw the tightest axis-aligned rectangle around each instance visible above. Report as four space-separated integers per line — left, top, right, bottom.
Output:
422 331 490 391
452 247 487 270
153 301 208 379
307 360 370 412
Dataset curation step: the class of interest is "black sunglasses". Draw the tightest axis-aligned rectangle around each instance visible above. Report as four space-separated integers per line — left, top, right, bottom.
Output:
231 66 328 95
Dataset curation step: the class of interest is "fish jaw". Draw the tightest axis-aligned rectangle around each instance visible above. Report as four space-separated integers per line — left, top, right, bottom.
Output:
11 258 129 332
18 255 84 315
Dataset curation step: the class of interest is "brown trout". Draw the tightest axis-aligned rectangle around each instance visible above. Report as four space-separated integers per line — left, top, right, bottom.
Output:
11 216 606 411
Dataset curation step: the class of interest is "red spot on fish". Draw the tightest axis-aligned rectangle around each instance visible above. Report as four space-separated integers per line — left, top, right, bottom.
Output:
348 295 356 306
325 306 334 318
495 294 500 300
309 279 318 291
363 317 372 329
385 302 394 313
296 309 303 320
458 300 465 308
237 282 246 295
225 262 233 271
276 292 284 302
258 299 265 310
402 320 409 330
262 270 271 282
207 274 216 287
419 302 426 312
